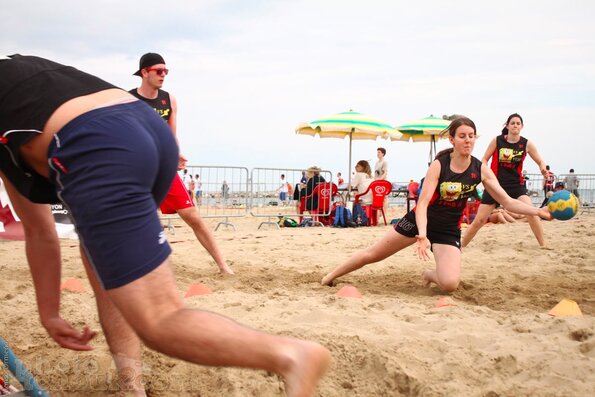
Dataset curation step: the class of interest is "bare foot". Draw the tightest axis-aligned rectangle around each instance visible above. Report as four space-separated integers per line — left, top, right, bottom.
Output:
283 341 331 397
219 264 235 275
421 270 433 288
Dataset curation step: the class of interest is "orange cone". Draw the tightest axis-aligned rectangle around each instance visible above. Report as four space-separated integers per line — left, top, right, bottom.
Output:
184 283 212 298
60 278 85 293
548 299 582 317
436 296 457 308
336 285 362 299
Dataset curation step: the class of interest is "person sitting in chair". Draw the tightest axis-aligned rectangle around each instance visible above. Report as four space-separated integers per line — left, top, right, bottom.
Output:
350 161 373 205
300 166 326 211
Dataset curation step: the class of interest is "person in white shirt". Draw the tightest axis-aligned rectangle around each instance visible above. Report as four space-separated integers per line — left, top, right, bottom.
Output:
374 147 389 180
181 168 192 196
278 174 289 205
350 160 374 205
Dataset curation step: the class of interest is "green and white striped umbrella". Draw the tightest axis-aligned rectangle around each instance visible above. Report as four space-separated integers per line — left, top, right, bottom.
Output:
391 115 451 165
296 110 401 189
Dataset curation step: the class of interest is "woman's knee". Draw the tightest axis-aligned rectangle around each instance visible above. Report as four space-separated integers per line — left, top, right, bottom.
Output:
439 276 460 292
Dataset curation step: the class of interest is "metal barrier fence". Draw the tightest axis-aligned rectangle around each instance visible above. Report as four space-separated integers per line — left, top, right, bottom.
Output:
250 168 334 228
524 173 594 207
170 167 595 230
183 166 250 230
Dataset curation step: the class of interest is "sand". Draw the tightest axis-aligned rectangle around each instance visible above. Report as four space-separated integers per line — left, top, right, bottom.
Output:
1 209 594 396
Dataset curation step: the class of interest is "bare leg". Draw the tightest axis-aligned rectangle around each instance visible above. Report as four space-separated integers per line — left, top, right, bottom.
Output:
461 203 496 248
421 243 461 292
79 247 146 396
500 210 517 223
177 207 234 274
321 229 416 285
106 261 330 397
517 195 545 246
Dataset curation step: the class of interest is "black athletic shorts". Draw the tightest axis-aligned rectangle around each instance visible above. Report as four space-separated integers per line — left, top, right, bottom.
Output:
481 185 528 205
393 210 461 250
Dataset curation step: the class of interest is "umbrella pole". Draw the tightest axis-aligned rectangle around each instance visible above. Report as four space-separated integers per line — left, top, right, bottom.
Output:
346 132 353 201
428 136 436 166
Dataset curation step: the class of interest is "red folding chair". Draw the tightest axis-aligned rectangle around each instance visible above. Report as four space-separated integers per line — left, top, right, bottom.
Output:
406 181 419 212
300 182 339 226
354 180 392 226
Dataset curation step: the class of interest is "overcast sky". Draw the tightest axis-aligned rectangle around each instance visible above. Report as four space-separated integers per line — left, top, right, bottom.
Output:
2 0 594 182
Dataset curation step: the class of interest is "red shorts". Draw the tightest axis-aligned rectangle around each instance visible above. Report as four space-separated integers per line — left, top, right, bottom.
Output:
159 174 194 214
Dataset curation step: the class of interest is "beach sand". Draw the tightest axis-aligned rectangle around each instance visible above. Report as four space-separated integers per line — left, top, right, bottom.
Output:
1 209 594 396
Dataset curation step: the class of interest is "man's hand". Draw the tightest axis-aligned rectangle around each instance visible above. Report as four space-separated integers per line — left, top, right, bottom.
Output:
42 317 96 351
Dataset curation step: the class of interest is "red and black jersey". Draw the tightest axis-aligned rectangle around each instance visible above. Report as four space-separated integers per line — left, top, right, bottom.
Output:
489 135 528 188
424 154 483 231
129 88 172 122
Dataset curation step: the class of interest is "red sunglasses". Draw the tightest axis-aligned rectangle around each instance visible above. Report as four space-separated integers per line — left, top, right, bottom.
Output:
145 67 169 76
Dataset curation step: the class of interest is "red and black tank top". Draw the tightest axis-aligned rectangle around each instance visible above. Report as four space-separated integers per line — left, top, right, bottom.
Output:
129 88 172 122
489 135 528 188
425 154 482 228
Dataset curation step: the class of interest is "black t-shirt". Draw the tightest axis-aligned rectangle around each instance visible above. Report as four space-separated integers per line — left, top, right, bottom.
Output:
0 55 116 203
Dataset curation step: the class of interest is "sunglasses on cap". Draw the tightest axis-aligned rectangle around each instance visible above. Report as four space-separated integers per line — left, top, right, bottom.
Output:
145 67 169 76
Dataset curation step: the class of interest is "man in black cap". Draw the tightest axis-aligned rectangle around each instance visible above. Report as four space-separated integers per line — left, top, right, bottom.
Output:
130 53 177 131
130 53 233 276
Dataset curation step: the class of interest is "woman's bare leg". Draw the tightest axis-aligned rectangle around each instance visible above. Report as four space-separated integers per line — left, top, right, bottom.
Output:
517 195 546 246
421 243 461 292
462 203 496 247
321 229 416 285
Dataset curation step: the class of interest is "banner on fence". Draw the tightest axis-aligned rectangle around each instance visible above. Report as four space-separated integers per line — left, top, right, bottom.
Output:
0 180 77 240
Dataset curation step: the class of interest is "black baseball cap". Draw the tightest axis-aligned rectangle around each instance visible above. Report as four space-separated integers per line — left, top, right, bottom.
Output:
133 52 165 76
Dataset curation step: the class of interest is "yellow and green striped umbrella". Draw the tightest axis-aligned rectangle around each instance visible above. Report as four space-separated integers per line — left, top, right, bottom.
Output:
296 110 401 189
296 110 399 140
391 115 452 164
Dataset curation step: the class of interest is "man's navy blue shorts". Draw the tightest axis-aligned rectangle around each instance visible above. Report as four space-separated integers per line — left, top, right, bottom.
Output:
48 100 178 289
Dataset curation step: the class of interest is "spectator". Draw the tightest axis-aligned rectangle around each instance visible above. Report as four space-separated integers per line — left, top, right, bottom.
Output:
300 166 326 211
488 207 518 224
522 169 529 189
374 147 389 180
181 168 192 197
337 172 345 187
350 161 373 205
278 174 289 205
563 168 580 197
543 165 555 195
300 171 308 184
221 180 230 200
